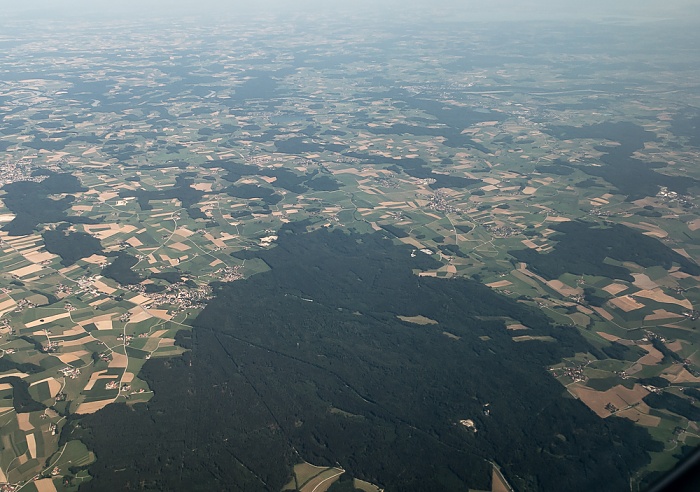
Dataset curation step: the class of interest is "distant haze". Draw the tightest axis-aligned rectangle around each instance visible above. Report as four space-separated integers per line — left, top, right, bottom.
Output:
4 0 700 22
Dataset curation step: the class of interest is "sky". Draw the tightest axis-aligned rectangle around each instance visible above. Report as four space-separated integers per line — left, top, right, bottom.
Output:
3 0 700 22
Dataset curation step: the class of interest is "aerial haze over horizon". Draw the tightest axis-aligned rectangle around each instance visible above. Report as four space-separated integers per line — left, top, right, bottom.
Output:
3 0 700 22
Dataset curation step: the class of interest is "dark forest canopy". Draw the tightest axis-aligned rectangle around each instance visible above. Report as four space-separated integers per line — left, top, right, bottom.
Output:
65 223 660 492
544 122 699 200
117 173 205 220
202 159 342 195
42 223 104 266
0 376 46 413
1 170 96 235
101 252 143 285
509 220 700 281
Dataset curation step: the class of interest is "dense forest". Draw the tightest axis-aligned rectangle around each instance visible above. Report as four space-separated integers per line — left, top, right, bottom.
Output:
64 224 661 492
544 122 699 200
42 223 104 266
101 252 144 285
509 220 700 281
118 173 206 221
1 170 96 235
0 376 46 413
202 158 342 195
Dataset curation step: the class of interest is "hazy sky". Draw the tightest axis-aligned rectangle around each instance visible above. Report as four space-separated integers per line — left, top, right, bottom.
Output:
3 0 700 22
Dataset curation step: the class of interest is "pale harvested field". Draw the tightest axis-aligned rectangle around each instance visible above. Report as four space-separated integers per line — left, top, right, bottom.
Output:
89 294 115 306
48 378 62 397
9 263 44 278
576 304 594 315
602 283 628 296
290 463 331 489
126 236 143 247
662 365 700 384
300 468 344 492
688 218 700 231
645 309 684 321
492 466 512 492
609 296 645 312
399 236 426 249
75 399 113 415
60 326 86 337
2 234 34 245
82 254 107 265
569 383 649 418
90 314 115 330
674 248 693 260
512 335 555 342
128 308 152 324
616 401 661 427
31 377 62 398
26 432 37 459
34 478 58 492
56 352 84 364
634 289 691 309
0 298 17 311
638 344 664 365
17 413 34 431
24 251 57 263
128 294 151 306
169 242 190 252
203 233 226 249
397 315 438 325
62 336 92 347
25 312 70 328
174 227 194 237
546 280 580 297
545 216 571 222
666 340 683 353
507 324 529 331
84 223 137 240
442 331 461 340
122 372 135 383
140 338 161 353
352 479 382 492
592 306 614 321
621 221 667 238
59 264 81 275
597 332 620 342
109 352 128 368
520 239 538 249
83 370 111 391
